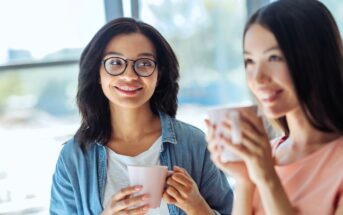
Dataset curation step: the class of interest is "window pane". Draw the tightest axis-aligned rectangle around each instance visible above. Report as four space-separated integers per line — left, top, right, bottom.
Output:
320 0 343 35
0 0 105 214
140 0 249 129
0 0 105 65
141 0 250 106
0 65 80 214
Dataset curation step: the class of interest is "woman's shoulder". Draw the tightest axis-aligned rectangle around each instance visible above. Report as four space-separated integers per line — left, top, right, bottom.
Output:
171 118 205 138
159 112 207 148
59 138 98 161
167 118 209 151
60 138 82 154
330 136 343 157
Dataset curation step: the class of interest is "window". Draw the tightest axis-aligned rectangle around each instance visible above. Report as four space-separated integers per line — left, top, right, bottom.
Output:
140 0 251 130
0 1 105 214
141 0 250 107
0 0 341 214
0 0 105 65
321 0 343 34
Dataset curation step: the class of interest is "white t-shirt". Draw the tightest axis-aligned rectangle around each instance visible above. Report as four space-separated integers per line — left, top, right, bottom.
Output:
103 136 170 215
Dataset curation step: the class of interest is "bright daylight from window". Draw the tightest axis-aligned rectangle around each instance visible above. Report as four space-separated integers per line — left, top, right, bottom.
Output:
0 0 342 214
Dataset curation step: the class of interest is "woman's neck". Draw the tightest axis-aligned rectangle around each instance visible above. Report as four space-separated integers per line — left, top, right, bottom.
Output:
274 108 340 165
109 104 161 143
286 107 340 149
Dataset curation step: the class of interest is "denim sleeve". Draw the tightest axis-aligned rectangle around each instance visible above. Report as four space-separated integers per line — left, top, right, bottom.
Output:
200 145 233 215
213 210 221 215
50 153 78 215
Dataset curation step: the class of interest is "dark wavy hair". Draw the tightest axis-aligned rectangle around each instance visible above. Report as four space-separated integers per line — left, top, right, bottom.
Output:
244 0 343 135
75 17 179 148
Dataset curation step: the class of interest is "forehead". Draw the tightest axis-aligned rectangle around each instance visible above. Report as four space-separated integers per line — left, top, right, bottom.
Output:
244 24 279 52
104 33 156 56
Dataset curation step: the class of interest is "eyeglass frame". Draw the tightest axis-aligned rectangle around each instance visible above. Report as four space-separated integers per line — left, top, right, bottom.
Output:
102 56 158 77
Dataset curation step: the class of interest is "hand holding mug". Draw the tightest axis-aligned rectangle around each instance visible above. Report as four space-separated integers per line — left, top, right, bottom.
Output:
128 165 168 209
163 166 212 215
206 118 252 185
101 185 149 215
206 105 275 186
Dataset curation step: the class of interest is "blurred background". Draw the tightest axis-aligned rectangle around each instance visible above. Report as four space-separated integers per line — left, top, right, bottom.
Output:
0 0 342 214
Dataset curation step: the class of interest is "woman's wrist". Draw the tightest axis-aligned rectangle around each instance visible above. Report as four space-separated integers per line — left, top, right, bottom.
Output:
255 167 279 190
232 180 255 215
186 197 213 215
254 168 295 214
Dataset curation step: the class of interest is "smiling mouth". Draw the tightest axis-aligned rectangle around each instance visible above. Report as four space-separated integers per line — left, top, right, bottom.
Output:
115 86 143 91
259 90 283 103
114 86 143 95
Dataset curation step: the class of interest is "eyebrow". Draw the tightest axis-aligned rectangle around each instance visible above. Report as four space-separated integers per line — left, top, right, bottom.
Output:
244 45 280 55
103 51 156 58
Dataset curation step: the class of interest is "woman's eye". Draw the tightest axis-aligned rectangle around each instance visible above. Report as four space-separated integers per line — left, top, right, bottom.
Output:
139 62 150 67
137 60 154 67
269 55 283 62
110 60 122 65
244 58 254 67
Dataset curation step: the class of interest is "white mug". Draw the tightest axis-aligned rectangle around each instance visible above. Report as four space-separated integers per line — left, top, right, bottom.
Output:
207 104 258 162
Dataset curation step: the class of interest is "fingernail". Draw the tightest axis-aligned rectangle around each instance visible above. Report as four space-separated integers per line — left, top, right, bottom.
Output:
135 186 142 190
142 206 149 211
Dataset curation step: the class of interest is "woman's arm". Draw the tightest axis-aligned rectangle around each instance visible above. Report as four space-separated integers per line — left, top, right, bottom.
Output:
232 182 255 215
254 170 294 215
216 110 295 215
50 155 78 215
162 166 216 215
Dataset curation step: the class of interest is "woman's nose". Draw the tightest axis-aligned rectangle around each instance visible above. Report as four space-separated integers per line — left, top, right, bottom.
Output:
120 62 139 80
253 63 271 84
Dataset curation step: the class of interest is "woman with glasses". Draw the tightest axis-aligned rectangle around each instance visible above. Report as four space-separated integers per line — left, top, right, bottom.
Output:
207 0 343 214
50 17 233 215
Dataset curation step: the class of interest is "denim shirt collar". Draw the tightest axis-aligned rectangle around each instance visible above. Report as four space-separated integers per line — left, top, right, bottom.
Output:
159 111 178 146
95 111 177 146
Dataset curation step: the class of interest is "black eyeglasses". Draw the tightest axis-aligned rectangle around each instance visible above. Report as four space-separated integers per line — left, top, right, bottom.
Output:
103 57 157 77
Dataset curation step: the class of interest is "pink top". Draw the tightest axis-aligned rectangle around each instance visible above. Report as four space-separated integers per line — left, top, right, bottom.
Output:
253 136 343 215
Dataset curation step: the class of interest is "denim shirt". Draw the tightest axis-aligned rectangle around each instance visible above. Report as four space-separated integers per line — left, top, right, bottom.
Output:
50 112 233 215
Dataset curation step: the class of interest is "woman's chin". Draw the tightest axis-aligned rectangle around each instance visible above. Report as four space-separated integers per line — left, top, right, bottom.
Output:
263 108 286 119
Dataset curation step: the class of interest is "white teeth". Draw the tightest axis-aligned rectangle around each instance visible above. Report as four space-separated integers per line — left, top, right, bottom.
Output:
260 92 277 100
118 86 140 91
